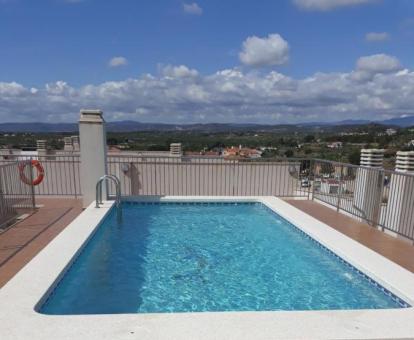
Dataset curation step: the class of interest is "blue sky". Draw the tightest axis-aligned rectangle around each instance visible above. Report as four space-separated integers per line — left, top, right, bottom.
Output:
1 0 414 123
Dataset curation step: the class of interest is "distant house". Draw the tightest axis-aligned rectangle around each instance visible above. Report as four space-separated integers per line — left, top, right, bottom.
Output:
339 132 368 136
385 128 397 136
223 146 239 158
240 148 262 159
259 146 277 151
223 145 262 159
107 145 122 153
320 179 346 195
184 151 202 156
185 150 221 156
203 151 221 156
327 141 343 149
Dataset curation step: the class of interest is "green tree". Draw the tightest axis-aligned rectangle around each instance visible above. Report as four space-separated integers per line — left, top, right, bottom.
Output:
304 135 315 143
348 150 360 165
284 150 294 158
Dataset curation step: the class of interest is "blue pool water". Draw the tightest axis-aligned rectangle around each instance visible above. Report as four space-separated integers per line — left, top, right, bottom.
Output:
40 202 408 314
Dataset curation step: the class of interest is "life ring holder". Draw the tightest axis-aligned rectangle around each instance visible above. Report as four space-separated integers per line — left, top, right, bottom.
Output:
18 160 45 186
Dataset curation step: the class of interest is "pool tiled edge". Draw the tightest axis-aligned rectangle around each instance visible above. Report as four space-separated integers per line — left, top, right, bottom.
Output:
259 202 411 309
39 200 410 313
260 197 414 307
1 197 414 340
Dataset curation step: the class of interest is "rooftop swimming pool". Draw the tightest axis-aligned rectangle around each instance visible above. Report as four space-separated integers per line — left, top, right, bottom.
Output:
40 202 408 314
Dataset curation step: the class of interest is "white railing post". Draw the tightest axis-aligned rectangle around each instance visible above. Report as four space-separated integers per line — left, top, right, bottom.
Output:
79 109 107 208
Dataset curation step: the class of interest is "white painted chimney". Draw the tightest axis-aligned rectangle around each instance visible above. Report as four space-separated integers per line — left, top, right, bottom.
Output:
383 151 414 237
36 140 47 151
79 109 107 208
170 143 182 157
395 151 414 173
71 135 80 152
354 149 384 224
360 149 384 168
37 140 47 157
63 137 73 151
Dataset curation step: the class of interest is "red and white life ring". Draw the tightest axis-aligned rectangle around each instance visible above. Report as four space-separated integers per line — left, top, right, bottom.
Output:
18 160 45 186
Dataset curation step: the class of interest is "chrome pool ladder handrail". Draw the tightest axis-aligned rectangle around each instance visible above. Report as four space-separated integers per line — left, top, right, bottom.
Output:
95 174 122 223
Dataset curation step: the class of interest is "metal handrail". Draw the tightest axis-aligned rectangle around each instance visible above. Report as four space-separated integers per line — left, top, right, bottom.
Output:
95 174 122 223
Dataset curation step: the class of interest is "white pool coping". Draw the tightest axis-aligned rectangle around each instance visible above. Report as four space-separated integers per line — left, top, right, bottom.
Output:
2 196 414 340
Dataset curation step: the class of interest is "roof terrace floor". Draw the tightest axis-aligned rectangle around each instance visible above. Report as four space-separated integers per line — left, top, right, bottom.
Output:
286 199 414 273
0 198 82 288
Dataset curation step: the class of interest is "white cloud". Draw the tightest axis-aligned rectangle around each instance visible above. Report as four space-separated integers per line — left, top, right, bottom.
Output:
365 32 390 42
183 2 203 15
293 0 376 11
161 65 199 78
239 34 289 67
352 54 402 82
108 56 128 67
1 57 414 124
356 54 401 73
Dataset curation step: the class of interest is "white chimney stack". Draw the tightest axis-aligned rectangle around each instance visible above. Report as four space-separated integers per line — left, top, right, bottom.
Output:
37 140 47 157
170 143 182 157
360 149 384 168
36 140 47 151
63 137 73 151
354 149 384 224
384 151 414 237
79 109 107 208
395 151 414 173
71 135 80 152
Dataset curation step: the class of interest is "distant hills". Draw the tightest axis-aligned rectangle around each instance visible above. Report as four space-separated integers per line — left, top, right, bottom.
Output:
1 116 414 133
0 121 274 133
0 123 78 133
299 116 414 127
381 116 414 127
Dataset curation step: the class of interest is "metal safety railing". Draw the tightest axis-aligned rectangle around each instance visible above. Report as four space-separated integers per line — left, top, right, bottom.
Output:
0 162 36 230
2 151 414 242
106 155 312 198
0 154 312 198
311 159 414 241
0 154 81 197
